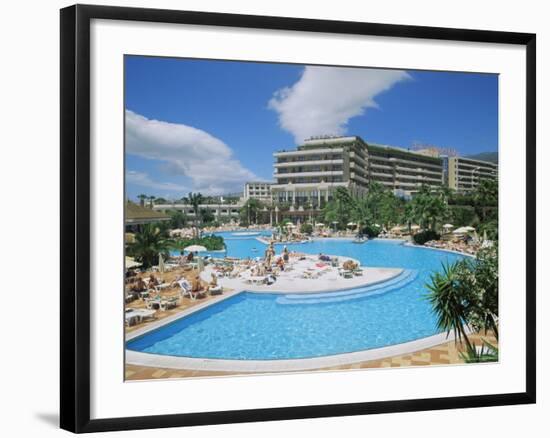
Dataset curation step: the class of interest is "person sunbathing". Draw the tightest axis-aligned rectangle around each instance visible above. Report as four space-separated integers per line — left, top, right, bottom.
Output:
209 273 218 287
191 275 202 293
342 260 358 270
132 278 147 292
148 274 159 286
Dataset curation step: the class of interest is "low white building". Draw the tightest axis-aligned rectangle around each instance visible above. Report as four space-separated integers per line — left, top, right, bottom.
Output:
243 181 273 203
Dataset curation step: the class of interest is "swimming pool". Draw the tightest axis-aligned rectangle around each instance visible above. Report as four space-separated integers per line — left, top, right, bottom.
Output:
130 234 466 361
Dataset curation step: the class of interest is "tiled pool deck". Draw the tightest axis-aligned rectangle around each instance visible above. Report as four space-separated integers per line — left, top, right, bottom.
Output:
125 330 497 380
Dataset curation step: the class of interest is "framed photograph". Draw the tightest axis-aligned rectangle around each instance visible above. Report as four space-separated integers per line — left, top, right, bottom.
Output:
60 4 536 433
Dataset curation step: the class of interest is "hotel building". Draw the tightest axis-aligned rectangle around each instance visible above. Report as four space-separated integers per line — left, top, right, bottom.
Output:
271 136 370 208
152 203 241 220
446 156 498 192
243 181 273 203
367 143 444 195
271 136 444 207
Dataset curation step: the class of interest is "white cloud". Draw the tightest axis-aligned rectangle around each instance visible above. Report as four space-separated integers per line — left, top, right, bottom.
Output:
268 66 410 143
126 170 188 193
126 110 258 194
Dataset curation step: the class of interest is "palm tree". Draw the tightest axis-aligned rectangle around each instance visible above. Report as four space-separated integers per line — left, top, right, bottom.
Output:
473 179 498 222
426 261 474 351
148 195 156 208
186 192 204 225
401 203 415 234
334 187 353 226
137 194 148 207
240 199 264 225
351 197 372 230
168 210 187 229
128 223 170 269
364 181 384 223
411 185 447 230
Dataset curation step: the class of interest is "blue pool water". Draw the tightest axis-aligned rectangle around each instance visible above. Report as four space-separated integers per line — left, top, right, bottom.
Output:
130 232 466 360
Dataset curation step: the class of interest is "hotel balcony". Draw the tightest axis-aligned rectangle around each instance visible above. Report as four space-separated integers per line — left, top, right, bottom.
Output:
455 160 498 170
350 172 369 184
389 157 442 171
270 181 349 190
349 162 369 175
274 147 344 157
273 170 344 179
348 151 368 166
274 159 344 168
370 171 394 179
395 165 442 176
370 162 393 171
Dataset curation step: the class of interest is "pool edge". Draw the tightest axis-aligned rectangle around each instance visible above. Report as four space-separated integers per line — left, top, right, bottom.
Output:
125 330 463 372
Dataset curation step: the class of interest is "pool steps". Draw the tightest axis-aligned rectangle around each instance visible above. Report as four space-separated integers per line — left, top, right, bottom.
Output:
276 269 418 305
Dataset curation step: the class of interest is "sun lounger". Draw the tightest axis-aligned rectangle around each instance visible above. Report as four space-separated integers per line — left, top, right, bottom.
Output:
138 290 151 299
188 288 207 300
154 282 171 292
177 279 192 298
160 297 180 310
339 269 354 279
125 308 156 326
145 298 162 310
209 285 223 295
353 268 363 276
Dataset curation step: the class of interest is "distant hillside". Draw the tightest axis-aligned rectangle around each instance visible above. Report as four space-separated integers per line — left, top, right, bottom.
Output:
464 151 498 164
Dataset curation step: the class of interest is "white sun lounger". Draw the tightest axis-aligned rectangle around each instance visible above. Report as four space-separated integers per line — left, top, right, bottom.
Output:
178 279 206 300
125 308 156 326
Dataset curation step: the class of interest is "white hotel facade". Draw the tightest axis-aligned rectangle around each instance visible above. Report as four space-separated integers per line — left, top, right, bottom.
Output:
446 156 498 192
271 136 370 208
270 136 448 208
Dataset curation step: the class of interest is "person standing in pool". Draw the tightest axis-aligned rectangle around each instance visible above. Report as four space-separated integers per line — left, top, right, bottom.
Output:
264 242 275 267
283 245 289 263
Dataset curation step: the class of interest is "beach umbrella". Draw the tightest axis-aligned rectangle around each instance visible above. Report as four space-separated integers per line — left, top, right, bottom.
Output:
158 252 165 274
453 226 470 234
443 223 454 229
315 223 325 227
347 222 356 227
184 244 207 253
125 256 141 269
463 226 476 231
411 225 421 230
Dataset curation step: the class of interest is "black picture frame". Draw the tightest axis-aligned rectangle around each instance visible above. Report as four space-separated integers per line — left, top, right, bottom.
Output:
60 4 536 433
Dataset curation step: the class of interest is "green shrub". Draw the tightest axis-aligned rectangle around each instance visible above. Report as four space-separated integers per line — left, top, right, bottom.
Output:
448 205 476 227
300 223 313 235
478 219 498 240
361 224 381 238
413 230 440 245
170 235 225 251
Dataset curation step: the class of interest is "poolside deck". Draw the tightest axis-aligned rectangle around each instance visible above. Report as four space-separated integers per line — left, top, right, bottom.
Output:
201 255 403 294
125 330 498 380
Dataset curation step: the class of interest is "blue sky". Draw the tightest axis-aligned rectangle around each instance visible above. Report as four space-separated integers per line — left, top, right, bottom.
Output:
125 56 498 200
